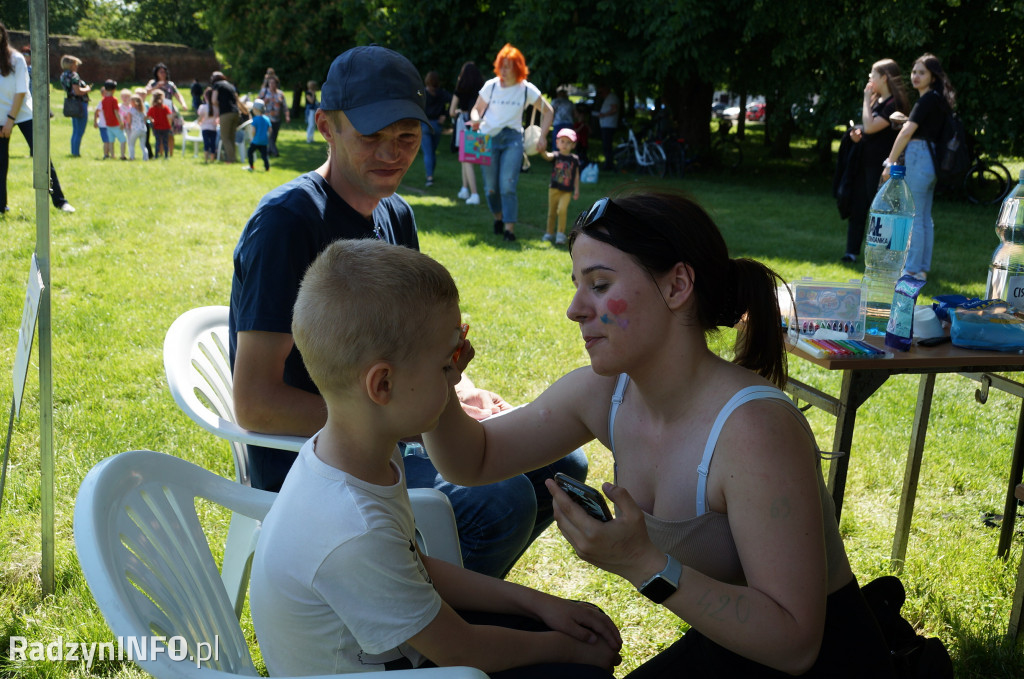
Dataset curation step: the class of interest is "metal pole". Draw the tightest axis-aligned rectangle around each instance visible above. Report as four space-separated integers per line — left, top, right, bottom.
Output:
28 0 54 597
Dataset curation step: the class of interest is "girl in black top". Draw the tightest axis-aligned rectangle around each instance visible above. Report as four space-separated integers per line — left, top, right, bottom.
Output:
883 53 957 280
842 58 909 263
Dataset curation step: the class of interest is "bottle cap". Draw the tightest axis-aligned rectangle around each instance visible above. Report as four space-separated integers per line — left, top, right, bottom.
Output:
890 164 906 178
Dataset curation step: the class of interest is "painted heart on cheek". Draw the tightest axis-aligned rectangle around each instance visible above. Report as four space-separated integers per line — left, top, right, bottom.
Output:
607 298 628 315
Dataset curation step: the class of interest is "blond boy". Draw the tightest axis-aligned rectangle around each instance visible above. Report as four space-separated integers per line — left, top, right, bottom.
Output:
250 239 621 677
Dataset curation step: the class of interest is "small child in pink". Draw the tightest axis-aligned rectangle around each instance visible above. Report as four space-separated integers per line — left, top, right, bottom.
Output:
540 128 581 245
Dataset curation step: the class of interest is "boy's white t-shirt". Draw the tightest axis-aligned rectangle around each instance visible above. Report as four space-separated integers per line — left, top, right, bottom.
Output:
250 434 442 675
478 76 541 136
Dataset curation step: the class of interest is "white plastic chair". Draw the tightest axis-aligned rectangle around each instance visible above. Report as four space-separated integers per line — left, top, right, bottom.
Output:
74 450 485 679
182 120 203 157
163 306 463 617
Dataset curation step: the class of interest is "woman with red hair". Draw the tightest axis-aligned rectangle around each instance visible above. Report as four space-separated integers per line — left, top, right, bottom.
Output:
470 43 552 241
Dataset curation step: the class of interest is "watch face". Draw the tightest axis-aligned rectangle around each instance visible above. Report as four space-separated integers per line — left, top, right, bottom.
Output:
640 576 676 604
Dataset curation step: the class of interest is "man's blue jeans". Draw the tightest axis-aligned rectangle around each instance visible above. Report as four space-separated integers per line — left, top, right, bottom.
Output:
483 127 524 223
421 120 442 179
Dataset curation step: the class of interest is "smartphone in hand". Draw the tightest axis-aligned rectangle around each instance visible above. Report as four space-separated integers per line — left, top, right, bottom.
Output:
554 472 612 522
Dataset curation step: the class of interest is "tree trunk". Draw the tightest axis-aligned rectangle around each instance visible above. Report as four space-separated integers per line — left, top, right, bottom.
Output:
766 96 792 159
662 75 713 152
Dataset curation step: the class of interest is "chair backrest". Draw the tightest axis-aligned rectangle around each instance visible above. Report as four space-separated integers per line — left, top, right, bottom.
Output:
74 450 274 678
75 451 480 679
163 306 305 487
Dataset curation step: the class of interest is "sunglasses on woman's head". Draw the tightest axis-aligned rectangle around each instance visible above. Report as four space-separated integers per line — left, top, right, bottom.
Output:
574 196 635 231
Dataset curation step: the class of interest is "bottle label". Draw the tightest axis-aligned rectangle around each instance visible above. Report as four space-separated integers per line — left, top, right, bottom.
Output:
1007 275 1024 307
866 214 912 251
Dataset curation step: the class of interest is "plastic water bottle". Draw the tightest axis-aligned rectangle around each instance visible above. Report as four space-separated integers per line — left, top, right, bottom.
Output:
863 164 915 334
985 170 1024 309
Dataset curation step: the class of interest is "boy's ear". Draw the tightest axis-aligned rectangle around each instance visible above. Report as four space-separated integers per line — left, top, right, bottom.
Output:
365 361 394 406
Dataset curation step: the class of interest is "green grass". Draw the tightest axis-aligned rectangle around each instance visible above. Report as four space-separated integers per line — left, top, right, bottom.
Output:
1 87 1023 677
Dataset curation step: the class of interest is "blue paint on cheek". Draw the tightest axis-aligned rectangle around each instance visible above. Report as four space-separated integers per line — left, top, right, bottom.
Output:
600 314 612 324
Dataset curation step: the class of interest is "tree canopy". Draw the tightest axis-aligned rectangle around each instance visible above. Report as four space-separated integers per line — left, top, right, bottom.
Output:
18 0 1023 157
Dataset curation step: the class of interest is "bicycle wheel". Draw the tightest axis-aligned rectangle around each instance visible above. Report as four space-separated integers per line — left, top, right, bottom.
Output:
662 139 685 177
642 142 667 178
713 138 743 170
614 145 635 173
964 161 1011 205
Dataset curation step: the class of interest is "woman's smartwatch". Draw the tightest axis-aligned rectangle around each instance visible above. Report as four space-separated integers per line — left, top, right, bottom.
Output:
638 554 682 604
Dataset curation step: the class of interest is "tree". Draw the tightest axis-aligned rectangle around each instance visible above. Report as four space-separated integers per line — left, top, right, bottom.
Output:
3 0 90 36
196 0 1022 159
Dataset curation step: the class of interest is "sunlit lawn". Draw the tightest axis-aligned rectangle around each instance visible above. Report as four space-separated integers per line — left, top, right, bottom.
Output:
1 88 1023 677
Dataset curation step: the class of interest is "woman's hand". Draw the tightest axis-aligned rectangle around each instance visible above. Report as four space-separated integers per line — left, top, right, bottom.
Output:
545 479 665 586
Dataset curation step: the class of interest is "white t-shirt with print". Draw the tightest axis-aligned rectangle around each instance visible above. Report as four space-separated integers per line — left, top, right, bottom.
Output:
478 76 541 136
250 434 443 675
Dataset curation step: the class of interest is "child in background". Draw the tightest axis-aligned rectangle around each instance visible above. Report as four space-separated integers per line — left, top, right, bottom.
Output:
118 88 132 138
249 238 621 677
147 90 172 159
197 87 218 163
245 99 271 172
125 95 148 160
134 87 152 160
539 128 581 245
94 94 109 159
99 80 126 160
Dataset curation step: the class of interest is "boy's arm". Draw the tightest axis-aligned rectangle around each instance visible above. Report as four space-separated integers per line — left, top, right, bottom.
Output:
540 149 555 161
410 554 621 672
573 164 581 199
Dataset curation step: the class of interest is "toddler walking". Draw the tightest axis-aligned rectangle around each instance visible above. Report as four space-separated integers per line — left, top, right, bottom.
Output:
245 99 272 171
540 128 581 245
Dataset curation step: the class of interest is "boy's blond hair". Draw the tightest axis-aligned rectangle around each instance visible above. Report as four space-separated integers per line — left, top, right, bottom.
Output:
293 240 459 395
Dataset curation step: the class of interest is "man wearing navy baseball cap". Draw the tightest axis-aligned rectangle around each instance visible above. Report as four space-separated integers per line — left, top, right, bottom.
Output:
229 45 589 578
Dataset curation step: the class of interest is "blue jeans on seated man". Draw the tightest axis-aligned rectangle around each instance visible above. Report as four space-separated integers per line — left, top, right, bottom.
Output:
247 441 589 579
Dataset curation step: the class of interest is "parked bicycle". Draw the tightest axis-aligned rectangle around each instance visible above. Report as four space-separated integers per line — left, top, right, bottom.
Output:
660 133 743 178
613 127 667 178
961 139 1012 205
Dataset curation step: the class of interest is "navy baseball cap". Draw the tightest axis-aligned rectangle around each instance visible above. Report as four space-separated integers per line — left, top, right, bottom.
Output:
320 46 428 134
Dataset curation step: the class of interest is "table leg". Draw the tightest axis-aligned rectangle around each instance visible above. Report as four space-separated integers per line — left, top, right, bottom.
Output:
997 397 1024 559
827 370 891 520
891 373 936 572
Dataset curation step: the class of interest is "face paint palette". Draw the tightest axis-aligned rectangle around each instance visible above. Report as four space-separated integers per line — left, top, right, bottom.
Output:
784 278 866 341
